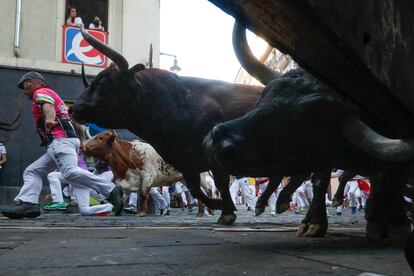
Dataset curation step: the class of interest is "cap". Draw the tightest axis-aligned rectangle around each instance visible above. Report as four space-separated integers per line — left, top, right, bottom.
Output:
17 71 45 89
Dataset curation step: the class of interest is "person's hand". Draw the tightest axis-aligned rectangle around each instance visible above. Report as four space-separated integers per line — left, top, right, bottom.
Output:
44 119 57 133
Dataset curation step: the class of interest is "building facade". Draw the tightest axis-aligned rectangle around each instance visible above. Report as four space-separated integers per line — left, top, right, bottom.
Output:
0 0 160 199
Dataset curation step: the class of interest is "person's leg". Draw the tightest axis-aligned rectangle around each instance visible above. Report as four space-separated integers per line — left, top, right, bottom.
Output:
128 192 138 208
48 138 122 215
46 171 66 203
99 170 114 182
229 179 241 204
348 181 358 214
247 185 257 209
295 185 308 210
73 185 113 216
161 186 171 215
123 192 137 213
43 171 70 210
268 191 277 215
241 179 255 210
305 182 314 202
150 187 168 213
2 152 56 219
49 139 115 197
15 152 56 204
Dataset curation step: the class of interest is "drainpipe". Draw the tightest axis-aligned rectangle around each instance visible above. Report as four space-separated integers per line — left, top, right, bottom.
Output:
14 0 22 57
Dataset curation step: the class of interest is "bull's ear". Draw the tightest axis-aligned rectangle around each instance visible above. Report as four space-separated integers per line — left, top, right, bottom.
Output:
129 64 146 74
125 64 145 86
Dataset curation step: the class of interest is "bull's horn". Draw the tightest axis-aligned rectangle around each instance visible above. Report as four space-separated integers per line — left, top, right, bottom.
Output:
232 22 281 85
81 62 90 88
342 116 414 162
80 24 129 72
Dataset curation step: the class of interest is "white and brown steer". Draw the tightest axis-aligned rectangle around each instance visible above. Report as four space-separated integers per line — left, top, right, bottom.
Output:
82 130 209 216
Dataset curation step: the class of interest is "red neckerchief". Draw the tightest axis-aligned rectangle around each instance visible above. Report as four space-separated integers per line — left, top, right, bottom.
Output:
71 17 75 24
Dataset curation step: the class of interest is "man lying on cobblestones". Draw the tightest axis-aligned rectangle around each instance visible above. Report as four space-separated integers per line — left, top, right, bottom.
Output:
0 71 123 219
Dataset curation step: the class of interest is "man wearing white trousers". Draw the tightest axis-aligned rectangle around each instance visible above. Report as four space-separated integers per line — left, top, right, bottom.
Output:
45 157 115 215
126 188 169 215
293 178 313 213
161 186 171 215
230 176 256 211
1 71 123 219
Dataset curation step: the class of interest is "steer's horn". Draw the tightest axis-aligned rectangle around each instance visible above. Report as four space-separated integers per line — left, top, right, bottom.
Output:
81 62 90 88
80 24 129 72
232 22 281 85
342 116 414 162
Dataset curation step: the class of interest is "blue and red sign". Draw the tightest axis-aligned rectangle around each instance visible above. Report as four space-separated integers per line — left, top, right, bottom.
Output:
62 26 108 67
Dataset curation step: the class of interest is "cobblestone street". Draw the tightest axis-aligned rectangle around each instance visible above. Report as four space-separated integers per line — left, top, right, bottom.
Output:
0 206 410 275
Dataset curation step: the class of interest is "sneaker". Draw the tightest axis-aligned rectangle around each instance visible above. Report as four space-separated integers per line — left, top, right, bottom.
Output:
123 206 138 214
294 207 308 215
1 201 41 219
159 208 164 215
334 211 342 216
188 206 193 213
358 205 364 211
108 186 123 216
247 207 252 211
351 206 357 214
164 209 170 216
271 210 276 216
43 202 69 211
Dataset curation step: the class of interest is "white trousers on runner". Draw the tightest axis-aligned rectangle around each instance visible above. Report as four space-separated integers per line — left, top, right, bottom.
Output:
128 189 168 210
161 186 170 210
230 177 256 209
150 187 168 210
344 180 359 208
15 138 115 204
47 171 113 215
258 182 277 212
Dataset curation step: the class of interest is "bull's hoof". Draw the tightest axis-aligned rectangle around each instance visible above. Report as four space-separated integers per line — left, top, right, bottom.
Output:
276 201 290 214
255 201 266 216
217 213 237 225
303 224 328 237
331 199 343 207
366 221 387 241
386 224 411 244
138 211 147 217
296 223 309 237
196 212 204 217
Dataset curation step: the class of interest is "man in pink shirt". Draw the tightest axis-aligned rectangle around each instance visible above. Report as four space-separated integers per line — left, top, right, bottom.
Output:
1 71 123 219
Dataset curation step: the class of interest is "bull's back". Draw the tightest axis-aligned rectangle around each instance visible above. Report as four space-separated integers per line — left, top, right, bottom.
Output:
181 76 263 121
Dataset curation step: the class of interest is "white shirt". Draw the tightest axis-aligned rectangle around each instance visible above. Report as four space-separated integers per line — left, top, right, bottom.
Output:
67 17 83 27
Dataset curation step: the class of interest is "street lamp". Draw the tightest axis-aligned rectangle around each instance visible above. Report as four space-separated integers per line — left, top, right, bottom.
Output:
160 52 181 73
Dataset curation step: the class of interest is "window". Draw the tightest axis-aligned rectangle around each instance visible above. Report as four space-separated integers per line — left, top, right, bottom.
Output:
66 0 108 31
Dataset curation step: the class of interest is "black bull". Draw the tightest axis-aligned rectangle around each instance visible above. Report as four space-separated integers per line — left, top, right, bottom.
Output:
203 23 414 240
71 25 263 225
